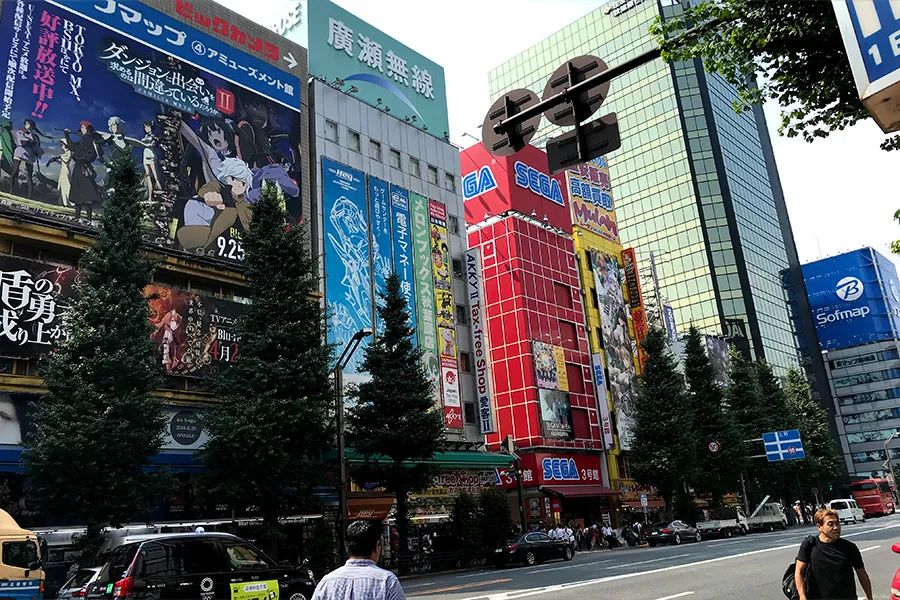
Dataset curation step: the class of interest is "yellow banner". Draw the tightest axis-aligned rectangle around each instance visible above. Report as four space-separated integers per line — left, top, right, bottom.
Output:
568 158 619 243
553 345 569 392
230 580 279 600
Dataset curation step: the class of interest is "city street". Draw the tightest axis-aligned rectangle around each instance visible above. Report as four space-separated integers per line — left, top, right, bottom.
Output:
403 515 900 600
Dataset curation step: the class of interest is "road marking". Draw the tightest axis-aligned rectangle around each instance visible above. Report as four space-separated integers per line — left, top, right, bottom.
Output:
607 553 691 568
410 577 511 595
655 593 694 600
703 538 738 544
447 522 900 600
524 559 613 574
860 545 882 552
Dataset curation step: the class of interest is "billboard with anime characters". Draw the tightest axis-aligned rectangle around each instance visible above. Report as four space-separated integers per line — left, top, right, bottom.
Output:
0 0 304 265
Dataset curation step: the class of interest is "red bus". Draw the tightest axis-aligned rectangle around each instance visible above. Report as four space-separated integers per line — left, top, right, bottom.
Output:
850 478 896 517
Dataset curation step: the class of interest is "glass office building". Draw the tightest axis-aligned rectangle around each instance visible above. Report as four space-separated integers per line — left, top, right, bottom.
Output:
488 0 804 372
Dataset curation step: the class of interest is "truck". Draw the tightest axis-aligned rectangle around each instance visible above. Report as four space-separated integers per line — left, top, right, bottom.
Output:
0 508 46 600
696 505 748 538
747 501 788 531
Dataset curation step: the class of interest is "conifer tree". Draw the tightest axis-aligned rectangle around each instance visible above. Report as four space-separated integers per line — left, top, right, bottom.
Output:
784 367 843 491
26 153 164 555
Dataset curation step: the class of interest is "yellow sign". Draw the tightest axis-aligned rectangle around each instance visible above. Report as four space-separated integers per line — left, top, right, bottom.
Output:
568 159 619 243
553 346 569 392
230 580 279 600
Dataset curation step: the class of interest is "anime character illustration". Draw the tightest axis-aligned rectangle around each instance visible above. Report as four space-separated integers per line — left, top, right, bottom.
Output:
327 195 372 325
179 118 237 191
441 328 455 358
234 88 288 168
153 307 184 371
0 120 13 180
8 119 50 198
140 120 161 202
177 157 253 251
64 121 103 220
46 138 73 207
430 226 451 289
99 116 137 162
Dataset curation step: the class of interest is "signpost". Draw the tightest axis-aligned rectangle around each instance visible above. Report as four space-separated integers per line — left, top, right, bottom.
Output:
762 429 806 463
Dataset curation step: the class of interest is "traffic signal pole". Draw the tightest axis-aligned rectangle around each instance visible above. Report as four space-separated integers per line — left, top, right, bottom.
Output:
514 457 528 532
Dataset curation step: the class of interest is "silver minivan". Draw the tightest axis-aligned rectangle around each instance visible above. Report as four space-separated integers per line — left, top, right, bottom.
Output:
828 498 866 524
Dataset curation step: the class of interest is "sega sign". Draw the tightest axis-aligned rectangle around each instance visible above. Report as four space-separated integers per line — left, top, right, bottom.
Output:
514 161 564 206
463 166 498 200
802 247 899 351
542 457 580 481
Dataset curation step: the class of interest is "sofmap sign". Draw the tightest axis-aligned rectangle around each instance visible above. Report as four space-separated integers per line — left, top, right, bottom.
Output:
802 247 899 351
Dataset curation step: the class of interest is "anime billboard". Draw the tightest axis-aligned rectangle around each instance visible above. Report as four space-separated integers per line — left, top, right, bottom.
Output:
0 0 302 265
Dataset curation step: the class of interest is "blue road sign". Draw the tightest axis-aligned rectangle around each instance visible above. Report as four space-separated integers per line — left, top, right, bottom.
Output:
762 429 806 463
844 0 900 85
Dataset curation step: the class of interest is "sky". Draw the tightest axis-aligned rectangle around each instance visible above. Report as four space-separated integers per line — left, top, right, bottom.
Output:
221 0 900 265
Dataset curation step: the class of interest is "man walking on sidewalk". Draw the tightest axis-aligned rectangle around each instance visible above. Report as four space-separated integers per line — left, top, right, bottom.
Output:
312 520 406 600
795 507 872 600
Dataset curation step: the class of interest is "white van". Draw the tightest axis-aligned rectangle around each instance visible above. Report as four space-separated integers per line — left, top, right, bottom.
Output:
827 498 866 524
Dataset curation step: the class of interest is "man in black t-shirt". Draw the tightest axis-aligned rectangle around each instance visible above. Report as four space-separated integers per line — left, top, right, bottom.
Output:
795 507 872 600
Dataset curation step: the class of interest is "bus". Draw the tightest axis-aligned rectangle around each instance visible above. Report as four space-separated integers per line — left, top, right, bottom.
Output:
850 478 896 517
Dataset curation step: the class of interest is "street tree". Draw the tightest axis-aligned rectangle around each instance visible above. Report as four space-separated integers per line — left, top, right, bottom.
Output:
632 327 695 518
25 153 164 557
450 492 481 560
346 272 444 574
202 182 333 557
683 326 742 506
478 486 514 556
650 1 897 151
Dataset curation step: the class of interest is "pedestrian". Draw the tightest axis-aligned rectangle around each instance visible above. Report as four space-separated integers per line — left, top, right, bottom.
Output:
311 520 405 600
794 507 872 600
565 522 575 550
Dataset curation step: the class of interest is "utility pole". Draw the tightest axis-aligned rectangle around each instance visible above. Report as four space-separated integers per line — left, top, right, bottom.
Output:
503 435 528 532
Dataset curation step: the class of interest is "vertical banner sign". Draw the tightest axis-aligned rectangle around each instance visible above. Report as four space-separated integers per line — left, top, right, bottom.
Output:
466 249 494 434
322 157 371 381
409 193 441 401
553 346 569 392
368 177 392 335
621 248 648 367
567 158 619 243
429 199 462 429
390 185 417 344
592 353 614 449
663 304 679 343
591 249 638 450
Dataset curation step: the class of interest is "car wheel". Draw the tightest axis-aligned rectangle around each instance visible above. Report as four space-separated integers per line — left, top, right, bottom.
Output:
724 528 733 538
288 595 308 600
648 541 657 547
564 546 574 561
674 534 682 545
695 531 701 542
525 551 537 566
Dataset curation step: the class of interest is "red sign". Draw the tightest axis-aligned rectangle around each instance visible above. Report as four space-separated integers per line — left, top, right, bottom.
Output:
175 0 280 62
498 453 604 488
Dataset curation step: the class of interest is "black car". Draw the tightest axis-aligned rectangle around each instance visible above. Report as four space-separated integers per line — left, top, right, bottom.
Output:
494 532 574 566
85 532 315 600
646 520 701 547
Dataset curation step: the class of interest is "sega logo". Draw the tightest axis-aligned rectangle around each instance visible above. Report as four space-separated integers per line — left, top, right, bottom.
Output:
462 166 498 200
542 457 580 481
514 161 564 205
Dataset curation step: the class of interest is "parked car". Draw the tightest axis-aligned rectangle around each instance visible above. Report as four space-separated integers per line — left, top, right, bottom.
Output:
58 567 101 600
84 532 315 600
647 520 701 546
827 498 866 524
494 532 574 566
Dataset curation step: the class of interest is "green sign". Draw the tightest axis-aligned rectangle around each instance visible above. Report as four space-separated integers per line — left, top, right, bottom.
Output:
410 192 441 399
302 0 449 136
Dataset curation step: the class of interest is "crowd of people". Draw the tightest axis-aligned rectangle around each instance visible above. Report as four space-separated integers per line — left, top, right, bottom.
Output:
537 519 646 550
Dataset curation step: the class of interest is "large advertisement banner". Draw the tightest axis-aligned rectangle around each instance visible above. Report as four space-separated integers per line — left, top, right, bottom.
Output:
621 248 647 367
368 176 391 334
409 192 440 399
538 389 574 440
322 157 371 380
466 249 494 434
533 340 568 392
568 158 618 243
592 352 614 448
0 0 303 265
390 185 417 343
429 199 461 429
591 249 637 450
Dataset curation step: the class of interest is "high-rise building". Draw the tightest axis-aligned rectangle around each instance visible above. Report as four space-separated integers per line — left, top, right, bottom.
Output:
488 0 806 373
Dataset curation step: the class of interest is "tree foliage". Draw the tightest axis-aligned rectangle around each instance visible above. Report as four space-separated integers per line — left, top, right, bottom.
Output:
650 1 899 151
202 183 333 555
478 486 514 554
346 272 444 573
783 367 844 489
26 153 164 553
450 492 481 557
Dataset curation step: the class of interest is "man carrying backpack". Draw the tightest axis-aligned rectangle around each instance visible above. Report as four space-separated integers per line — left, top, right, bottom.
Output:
794 507 872 600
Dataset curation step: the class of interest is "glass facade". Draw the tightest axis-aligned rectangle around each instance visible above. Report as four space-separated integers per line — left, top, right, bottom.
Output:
488 0 800 372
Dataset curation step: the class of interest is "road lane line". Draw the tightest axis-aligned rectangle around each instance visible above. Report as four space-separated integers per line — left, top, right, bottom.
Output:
860 545 882 552
655 593 694 600
410 577 512 595
524 559 613 574
445 522 900 600
608 553 691 568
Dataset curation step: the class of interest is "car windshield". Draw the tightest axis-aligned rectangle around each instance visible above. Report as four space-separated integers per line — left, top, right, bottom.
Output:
851 482 877 491
650 522 670 529
831 501 848 509
68 569 98 588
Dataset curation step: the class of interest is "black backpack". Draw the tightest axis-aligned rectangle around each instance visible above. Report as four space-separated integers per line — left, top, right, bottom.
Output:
782 536 818 600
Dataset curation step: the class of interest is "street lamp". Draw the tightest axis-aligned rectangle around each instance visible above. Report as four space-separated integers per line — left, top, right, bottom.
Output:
335 328 373 562
884 432 899 500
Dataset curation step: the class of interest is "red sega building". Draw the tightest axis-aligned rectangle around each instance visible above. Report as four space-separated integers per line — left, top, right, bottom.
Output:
462 143 615 527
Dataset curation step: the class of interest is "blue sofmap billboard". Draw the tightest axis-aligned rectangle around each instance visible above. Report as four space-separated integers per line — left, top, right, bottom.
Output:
322 157 371 379
390 184 417 344
368 176 391 334
802 247 900 351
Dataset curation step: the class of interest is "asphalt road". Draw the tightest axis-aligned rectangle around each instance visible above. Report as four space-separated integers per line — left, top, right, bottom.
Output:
401 514 900 600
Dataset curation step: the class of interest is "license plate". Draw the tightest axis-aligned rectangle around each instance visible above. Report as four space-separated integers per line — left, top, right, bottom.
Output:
495 548 504 553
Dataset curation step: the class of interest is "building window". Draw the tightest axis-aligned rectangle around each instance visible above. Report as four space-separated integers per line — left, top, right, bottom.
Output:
445 172 457 192
464 402 477 425
448 215 460 234
427 164 439 185
324 119 338 142
409 157 421 177
559 320 577 347
455 303 469 325
554 282 573 309
459 351 472 373
369 140 382 161
390 148 402 169
452 258 463 279
348 130 361 152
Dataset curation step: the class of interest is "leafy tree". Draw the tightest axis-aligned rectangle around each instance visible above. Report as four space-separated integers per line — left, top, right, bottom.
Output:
683 326 742 506
346 272 444 574
724 348 763 442
632 327 695 518
478 486 514 556
25 153 164 557
450 492 481 559
202 183 333 557
650 1 897 151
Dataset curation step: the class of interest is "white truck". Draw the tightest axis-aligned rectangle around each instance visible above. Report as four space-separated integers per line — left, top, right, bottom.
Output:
747 497 789 532
696 505 748 538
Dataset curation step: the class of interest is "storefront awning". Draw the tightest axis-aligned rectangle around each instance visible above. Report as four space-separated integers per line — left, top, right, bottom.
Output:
623 499 665 509
541 485 616 498
342 449 512 469
347 495 395 520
